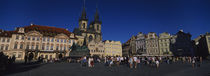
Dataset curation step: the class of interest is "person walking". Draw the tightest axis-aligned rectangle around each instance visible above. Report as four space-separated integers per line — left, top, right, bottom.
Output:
129 56 133 68
192 57 196 68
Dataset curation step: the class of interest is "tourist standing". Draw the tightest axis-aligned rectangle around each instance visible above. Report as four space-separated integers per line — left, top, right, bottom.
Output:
192 57 196 68
88 57 91 67
155 60 160 68
90 57 94 67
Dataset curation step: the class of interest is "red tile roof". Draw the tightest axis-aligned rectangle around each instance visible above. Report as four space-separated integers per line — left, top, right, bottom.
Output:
23 25 72 37
0 25 77 39
0 30 18 37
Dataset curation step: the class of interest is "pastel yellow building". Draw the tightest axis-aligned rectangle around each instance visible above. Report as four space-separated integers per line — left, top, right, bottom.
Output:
104 40 122 56
88 41 104 57
159 32 173 56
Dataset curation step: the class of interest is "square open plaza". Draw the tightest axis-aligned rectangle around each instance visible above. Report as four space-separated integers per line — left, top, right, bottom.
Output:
0 0 210 76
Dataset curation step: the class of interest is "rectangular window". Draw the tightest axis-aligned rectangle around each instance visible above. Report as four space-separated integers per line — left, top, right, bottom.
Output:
5 45 9 50
32 37 35 41
46 45 49 50
51 38 54 42
14 44 18 49
43 38 46 42
60 46 63 50
26 44 29 49
56 45 59 50
50 45 53 50
0 45 4 50
13 52 16 57
37 37 40 41
18 53 22 58
50 55 52 59
47 38 50 42
31 45 34 50
69 40 71 43
21 36 24 40
36 45 39 50
16 35 19 40
28 37 30 40
64 46 66 51
7 38 10 42
42 44 45 50
2 38 5 42
57 39 59 42
20 44 23 49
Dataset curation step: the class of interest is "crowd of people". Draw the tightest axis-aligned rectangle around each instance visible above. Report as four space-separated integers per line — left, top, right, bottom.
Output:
0 52 16 75
79 55 203 69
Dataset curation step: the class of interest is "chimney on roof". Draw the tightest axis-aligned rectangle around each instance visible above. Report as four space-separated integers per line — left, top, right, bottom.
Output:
30 22 34 26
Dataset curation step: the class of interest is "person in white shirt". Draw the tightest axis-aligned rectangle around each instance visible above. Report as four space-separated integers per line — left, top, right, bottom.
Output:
156 60 160 68
88 57 91 67
133 56 138 68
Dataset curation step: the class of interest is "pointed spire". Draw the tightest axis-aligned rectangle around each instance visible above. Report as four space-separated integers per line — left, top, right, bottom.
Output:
94 8 100 21
93 6 101 23
80 0 87 20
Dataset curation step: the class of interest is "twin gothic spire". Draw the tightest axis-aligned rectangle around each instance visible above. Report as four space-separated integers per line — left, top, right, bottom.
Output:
79 0 101 23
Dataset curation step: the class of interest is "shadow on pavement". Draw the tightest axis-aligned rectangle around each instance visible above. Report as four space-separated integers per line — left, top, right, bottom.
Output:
2 62 45 76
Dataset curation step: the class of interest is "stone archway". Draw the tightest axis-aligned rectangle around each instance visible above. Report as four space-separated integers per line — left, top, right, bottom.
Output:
28 52 34 62
58 53 63 59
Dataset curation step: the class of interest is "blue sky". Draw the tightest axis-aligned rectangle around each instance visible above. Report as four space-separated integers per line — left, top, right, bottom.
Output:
0 0 210 43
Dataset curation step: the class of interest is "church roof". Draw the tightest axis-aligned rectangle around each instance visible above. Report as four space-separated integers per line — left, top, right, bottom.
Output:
73 27 101 36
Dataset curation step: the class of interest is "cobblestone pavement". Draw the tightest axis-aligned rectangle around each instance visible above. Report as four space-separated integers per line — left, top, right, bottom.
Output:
3 61 210 76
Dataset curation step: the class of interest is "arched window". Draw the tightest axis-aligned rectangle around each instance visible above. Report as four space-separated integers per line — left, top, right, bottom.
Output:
20 44 23 49
1 45 4 50
89 35 93 42
42 44 45 50
97 25 100 30
83 23 86 28
5 45 9 50
14 43 18 49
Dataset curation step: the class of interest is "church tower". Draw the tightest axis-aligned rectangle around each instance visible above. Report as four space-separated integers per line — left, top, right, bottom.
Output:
93 8 102 33
90 8 102 42
79 0 88 31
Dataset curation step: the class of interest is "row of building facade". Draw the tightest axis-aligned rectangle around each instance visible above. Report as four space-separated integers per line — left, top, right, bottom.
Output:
122 30 210 57
122 30 194 56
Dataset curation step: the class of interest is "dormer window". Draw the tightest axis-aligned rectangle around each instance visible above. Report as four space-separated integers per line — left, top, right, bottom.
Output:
18 28 25 33
70 34 74 38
